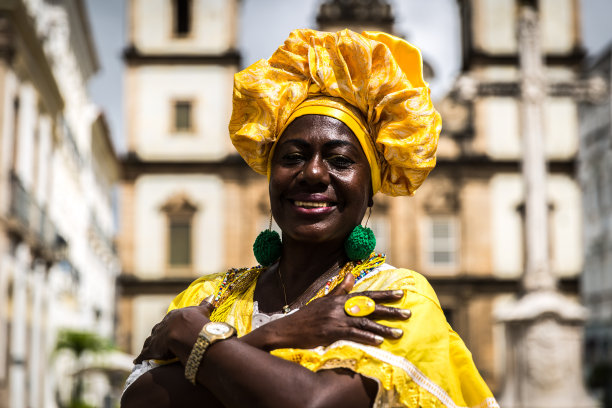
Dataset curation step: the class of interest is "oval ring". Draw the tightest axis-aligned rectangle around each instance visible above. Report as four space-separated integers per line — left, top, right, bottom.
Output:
344 295 376 317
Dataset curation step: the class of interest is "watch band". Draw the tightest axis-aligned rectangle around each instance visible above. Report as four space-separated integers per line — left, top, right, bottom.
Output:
184 327 212 385
184 322 236 385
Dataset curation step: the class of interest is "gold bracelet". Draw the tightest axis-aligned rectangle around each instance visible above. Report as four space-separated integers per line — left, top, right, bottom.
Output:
184 326 211 385
184 322 236 385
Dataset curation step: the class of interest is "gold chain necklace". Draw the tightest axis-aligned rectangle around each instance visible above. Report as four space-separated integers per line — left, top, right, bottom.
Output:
276 263 352 314
276 266 291 314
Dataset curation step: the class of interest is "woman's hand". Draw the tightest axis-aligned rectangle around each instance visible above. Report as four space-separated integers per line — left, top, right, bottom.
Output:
133 299 215 365
242 274 411 351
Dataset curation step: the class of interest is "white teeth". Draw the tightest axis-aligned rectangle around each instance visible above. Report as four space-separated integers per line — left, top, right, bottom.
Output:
294 201 331 208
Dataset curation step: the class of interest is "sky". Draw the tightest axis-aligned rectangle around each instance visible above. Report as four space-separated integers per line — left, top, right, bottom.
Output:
84 0 612 153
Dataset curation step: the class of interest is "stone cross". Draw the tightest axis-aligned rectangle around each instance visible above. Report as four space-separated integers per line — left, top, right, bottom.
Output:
517 4 555 292
495 2 599 407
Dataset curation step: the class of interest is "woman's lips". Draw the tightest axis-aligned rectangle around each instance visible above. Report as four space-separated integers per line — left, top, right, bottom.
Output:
294 200 332 208
290 199 336 214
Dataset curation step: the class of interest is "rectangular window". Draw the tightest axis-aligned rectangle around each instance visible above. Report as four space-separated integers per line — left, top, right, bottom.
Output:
426 216 458 269
169 218 192 266
173 100 193 132
173 0 192 37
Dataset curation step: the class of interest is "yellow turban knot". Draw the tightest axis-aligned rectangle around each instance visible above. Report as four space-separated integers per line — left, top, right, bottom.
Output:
229 29 441 196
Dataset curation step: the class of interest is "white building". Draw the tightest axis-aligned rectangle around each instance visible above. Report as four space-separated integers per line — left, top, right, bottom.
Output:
579 44 612 404
0 1 121 407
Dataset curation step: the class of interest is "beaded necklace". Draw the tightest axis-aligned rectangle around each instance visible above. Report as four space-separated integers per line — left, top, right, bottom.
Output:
209 252 386 323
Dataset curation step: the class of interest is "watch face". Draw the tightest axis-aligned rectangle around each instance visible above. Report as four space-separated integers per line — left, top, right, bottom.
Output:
206 322 231 336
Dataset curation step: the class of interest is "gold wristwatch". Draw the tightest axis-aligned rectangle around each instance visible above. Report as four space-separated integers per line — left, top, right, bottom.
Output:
184 321 236 384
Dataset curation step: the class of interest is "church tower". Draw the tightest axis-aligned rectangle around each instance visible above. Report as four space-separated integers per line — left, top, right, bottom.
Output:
116 0 252 354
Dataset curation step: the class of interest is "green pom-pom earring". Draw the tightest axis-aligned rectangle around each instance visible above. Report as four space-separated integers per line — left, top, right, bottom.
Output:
253 213 282 266
344 225 376 261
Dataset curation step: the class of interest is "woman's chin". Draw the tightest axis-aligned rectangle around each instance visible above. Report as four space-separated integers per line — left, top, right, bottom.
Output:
283 226 347 247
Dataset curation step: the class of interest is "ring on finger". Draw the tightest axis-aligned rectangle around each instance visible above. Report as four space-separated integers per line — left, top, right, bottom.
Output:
344 296 376 317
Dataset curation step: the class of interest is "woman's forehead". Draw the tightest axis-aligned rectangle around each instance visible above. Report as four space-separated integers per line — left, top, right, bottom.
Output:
278 114 360 147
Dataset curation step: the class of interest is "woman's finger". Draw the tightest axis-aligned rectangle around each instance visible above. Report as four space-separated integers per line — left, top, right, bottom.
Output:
134 352 146 365
198 296 215 318
368 304 412 320
350 318 405 341
342 320 404 346
328 273 355 296
352 289 404 303
142 336 152 349
198 294 215 306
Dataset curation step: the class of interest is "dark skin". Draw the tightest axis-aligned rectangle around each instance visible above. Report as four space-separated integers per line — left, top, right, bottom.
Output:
121 115 412 408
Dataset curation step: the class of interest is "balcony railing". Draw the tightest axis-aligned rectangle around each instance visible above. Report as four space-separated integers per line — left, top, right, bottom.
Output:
8 172 66 260
9 173 31 228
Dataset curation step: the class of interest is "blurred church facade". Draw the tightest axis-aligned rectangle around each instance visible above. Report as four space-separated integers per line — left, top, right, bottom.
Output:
116 0 587 397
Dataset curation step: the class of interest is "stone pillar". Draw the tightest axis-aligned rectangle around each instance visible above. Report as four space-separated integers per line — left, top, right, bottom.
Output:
516 4 554 292
28 261 45 407
8 243 29 408
496 3 599 407
0 238 12 383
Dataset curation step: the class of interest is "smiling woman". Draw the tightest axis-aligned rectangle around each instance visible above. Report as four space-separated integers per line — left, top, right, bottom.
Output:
121 29 498 408
269 115 372 246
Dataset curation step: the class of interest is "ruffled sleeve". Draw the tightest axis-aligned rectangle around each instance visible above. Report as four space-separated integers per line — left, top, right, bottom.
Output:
270 268 498 408
166 272 225 312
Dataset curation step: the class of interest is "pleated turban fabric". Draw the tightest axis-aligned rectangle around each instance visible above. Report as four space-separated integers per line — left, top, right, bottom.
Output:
229 29 441 196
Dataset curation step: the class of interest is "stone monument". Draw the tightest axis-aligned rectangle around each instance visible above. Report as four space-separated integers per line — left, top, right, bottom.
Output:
496 2 599 407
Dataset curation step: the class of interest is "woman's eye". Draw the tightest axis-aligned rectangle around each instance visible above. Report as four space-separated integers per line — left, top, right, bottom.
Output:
328 155 354 168
281 153 305 164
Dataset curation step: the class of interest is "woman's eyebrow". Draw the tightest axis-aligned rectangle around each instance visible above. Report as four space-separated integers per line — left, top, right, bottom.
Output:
278 139 357 151
278 139 309 149
324 140 353 148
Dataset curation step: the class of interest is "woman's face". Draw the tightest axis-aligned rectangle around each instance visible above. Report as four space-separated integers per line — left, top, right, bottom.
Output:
269 114 373 245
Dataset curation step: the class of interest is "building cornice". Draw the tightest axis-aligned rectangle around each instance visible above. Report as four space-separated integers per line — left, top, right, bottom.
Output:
427 275 579 295
434 157 575 175
120 153 576 180
120 153 254 180
462 50 586 72
116 273 579 297
123 46 241 66
0 2 64 114
67 0 100 78
117 274 202 296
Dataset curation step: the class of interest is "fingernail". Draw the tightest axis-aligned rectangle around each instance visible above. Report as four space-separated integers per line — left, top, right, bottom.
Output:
391 328 403 338
204 295 214 303
374 335 384 344
400 309 412 318
392 290 404 297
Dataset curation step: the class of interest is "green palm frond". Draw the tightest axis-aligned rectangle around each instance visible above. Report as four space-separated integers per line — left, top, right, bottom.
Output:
54 329 114 359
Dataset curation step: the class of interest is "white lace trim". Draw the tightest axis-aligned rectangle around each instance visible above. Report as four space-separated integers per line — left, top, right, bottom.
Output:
122 360 161 393
315 340 500 408
252 301 299 329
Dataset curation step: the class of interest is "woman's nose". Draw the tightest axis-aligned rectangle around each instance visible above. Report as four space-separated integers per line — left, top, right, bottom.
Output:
300 155 329 185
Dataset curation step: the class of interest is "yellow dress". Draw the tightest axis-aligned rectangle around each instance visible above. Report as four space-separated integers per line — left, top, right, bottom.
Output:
168 265 499 408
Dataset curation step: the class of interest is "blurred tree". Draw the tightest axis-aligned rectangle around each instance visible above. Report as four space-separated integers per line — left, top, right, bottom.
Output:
54 329 114 408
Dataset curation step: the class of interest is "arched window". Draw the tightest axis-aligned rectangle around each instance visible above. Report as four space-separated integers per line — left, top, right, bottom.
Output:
161 194 198 271
172 0 192 37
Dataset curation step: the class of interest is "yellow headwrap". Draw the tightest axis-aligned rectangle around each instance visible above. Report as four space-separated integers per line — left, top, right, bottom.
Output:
229 29 441 196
